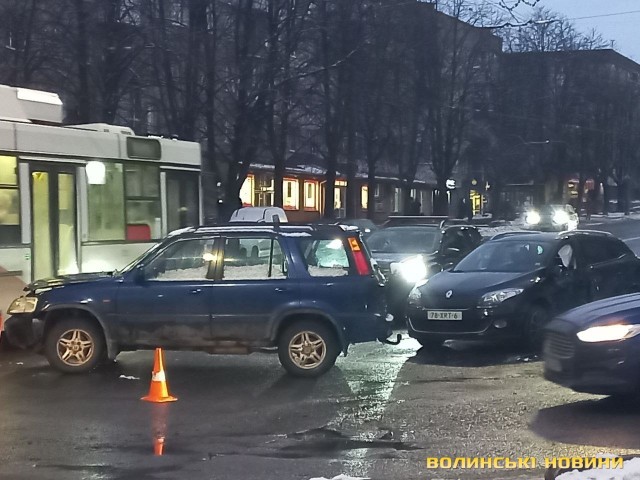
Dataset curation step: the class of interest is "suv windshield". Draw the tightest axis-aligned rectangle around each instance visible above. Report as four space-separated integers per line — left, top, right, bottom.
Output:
366 226 440 254
454 239 553 273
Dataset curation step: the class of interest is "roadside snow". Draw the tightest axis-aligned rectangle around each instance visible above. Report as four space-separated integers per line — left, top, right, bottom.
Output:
223 264 285 280
477 225 526 237
308 476 369 480
556 457 640 480
308 266 348 277
155 267 208 281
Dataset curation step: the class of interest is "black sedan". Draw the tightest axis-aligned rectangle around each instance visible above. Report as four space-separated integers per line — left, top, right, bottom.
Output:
406 231 640 349
544 294 640 396
365 224 482 321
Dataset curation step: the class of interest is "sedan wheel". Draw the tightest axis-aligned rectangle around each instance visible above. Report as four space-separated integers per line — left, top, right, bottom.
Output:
278 320 339 378
45 318 104 373
523 305 549 351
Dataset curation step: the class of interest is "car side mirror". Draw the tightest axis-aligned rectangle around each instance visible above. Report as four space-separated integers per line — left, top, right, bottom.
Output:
443 247 461 257
134 264 147 283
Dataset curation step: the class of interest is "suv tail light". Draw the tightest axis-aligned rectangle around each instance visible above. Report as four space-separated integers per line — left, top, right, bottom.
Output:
348 237 372 276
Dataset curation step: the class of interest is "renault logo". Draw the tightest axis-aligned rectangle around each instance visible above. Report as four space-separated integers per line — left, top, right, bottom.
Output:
445 290 453 299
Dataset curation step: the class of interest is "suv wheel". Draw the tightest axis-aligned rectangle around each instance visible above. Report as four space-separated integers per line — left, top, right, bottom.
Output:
278 320 339 378
44 318 105 373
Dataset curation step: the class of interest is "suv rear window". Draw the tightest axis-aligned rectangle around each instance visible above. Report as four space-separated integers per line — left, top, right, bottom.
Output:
298 238 350 277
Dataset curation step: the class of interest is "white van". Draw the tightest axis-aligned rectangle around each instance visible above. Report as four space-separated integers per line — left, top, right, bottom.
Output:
228 207 289 260
229 207 288 223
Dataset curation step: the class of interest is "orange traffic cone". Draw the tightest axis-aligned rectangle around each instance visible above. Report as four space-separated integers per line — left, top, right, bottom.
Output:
154 435 165 456
141 348 177 403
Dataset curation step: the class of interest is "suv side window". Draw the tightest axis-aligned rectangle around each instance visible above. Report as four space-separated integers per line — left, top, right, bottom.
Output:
222 236 287 280
299 238 350 277
145 238 216 281
579 237 626 266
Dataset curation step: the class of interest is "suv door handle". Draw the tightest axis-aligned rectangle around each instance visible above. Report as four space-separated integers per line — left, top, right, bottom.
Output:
190 288 202 294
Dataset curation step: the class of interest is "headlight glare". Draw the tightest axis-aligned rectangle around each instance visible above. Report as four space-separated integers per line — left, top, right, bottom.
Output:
553 210 570 225
396 256 428 283
577 324 640 343
8 296 38 314
479 288 523 307
525 211 540 225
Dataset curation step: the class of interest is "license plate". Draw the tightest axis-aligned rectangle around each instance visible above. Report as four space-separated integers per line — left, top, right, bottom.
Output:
545 356 563 372
427 310 463 321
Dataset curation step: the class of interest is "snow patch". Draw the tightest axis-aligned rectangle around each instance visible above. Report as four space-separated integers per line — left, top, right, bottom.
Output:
556 457 640 480
478 225 526 237
308 266 348 277
223 264 286 280
155 267 208 281
308 476 370 480
280 232 312 237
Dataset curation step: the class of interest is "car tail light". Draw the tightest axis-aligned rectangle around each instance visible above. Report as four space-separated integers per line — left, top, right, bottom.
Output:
348 237 372 276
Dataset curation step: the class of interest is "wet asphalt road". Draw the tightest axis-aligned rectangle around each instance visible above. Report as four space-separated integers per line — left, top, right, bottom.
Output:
1 217 639 480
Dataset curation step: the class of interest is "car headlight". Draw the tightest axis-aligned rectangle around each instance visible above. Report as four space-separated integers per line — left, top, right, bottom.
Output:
553 210 570 225
525 211 540 225
7 296 38 314
393 256 428 283
479 288 523 307
576 324 640 343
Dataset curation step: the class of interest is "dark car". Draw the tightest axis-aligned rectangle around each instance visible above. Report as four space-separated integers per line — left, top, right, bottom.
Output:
336 218 378 239
521 204 579 232
365 223 482 321
4 224 391 377
543 294 640 396
406 231 640 349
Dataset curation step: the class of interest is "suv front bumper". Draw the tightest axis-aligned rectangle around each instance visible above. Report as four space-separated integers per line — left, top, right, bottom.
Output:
3 314 44 349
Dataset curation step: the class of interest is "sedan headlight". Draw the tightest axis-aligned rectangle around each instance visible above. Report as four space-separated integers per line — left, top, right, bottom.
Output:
577 324 640 343
479 288 523 307
525 211 540 225
553 210 570 225
8 296 38 314
393 256 428 283
407 280 428 305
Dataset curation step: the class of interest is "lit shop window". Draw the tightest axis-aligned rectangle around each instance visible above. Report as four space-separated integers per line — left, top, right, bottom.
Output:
240 175 254 206
304 180 318 210
392 187 402 213
283 178 299 210
334 180 347 209
361 186 368 210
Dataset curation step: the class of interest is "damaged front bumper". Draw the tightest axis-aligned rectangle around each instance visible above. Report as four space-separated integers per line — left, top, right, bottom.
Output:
3 314 45 350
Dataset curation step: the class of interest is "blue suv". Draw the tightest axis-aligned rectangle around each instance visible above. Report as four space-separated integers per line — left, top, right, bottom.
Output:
5 224 390 377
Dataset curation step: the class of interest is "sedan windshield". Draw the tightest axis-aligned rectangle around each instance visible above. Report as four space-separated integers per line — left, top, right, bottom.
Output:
365 227 440 254
454 239 553 273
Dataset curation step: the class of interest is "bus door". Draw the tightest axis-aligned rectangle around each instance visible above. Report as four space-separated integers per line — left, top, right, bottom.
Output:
30 164 79 280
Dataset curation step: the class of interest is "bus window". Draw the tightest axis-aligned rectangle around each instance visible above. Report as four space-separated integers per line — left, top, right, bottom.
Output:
167 172 199 232
0 155 20 246
125 164 161 240
87 162 125 241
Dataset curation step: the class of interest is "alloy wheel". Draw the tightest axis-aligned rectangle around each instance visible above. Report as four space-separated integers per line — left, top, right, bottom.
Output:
57 329 94 366
288 331 326 369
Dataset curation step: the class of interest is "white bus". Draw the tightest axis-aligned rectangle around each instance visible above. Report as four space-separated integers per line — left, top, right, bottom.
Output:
0 85 202 311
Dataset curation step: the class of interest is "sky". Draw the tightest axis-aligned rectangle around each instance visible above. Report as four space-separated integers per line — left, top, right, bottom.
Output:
512 0 640 61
